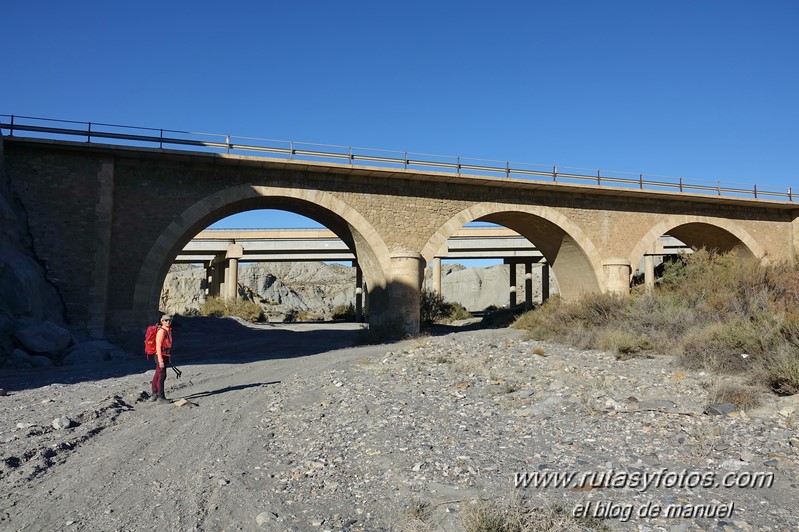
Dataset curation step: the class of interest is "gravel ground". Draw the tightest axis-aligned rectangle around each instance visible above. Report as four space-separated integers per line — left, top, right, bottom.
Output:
1 318 798 531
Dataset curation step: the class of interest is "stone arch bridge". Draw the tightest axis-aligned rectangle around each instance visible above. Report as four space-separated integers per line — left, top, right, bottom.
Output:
3 136 797 338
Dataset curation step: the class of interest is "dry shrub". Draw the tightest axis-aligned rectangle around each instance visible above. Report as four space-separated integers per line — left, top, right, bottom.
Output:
461 496 608 532
708 378 765 411
331 303 356 321
596 328 654 360
763 349 799 395
572 292 627 326
678 315 786 372
200 296 264 322
420 289 473 325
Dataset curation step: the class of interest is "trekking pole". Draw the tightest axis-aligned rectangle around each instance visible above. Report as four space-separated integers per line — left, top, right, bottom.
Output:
171 365 183 379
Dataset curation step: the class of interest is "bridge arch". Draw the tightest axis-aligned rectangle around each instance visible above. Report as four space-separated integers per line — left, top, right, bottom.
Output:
131 184 393 327
628 216 764 273
421 203 604 299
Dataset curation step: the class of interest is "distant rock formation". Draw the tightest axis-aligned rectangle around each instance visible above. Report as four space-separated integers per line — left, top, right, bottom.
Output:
423 262 559 311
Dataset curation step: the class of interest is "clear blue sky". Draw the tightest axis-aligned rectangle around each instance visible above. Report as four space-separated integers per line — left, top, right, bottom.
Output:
3 0 798 232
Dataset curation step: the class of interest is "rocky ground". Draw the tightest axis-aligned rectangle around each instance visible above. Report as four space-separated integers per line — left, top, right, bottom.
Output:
1 318 798 531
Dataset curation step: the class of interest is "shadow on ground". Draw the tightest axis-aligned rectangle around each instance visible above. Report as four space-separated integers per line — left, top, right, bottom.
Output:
0 316 364 392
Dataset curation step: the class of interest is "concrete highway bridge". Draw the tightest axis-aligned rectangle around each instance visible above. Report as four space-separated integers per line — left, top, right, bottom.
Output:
2 116 797 338
178 228 690 315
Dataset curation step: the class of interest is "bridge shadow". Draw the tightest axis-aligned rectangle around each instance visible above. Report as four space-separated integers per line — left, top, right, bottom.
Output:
0 316 364 392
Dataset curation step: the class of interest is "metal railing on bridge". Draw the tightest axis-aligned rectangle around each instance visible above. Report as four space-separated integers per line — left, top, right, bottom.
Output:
1 114 794 202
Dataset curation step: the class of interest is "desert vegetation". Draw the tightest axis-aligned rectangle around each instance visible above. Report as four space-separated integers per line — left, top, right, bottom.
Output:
514 249 799 408
420 289 473 325
199 296 265 322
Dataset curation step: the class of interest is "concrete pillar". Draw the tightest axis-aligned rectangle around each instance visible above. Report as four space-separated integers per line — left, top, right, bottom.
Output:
541 263 550 302
524 262 533 309
644 245 655 293
389 250 425 336
363 282 369 318
432 257 442 296
226 257 239 300
211 259 224 297
507 260 517 307
205 263 213 296
220 262 228 300
354 261 364 323
603 258 632 295
225 243 244 301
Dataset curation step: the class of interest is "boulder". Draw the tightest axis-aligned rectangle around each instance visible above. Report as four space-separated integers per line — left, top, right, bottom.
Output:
9 348 33 369
13 319 73 357
62 340 128 366
29 355 55 368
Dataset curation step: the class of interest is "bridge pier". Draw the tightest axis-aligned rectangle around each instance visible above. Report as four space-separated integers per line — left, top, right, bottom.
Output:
354 262 364 322
506 260 517 307
541 263 550 302
431 257 442 296
389 250 424 336
225 244 243 301
524 262 533 309
603 258 632 295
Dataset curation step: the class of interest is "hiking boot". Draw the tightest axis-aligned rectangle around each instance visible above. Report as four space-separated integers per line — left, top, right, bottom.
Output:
149 393 159 402
156 396 171 404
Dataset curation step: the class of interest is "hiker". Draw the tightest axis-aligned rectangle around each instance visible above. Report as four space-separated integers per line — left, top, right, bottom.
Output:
151 314 173 403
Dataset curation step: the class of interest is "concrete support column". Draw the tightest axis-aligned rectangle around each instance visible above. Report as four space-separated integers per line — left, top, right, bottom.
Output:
220 262 227 300
205 264 213 297
507 260 517 308
225 243 244 301
354 261 364 323
226 258 239 301
432 257 442 296
363 282 369 319
644 247 655 294
211 259 224 297
524 262 533 309
603 258 632 295
390 250 425 336
541 263 550 302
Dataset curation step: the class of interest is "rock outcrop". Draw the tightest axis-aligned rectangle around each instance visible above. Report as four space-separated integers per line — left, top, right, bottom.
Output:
424 262 559 311
0 133 79 369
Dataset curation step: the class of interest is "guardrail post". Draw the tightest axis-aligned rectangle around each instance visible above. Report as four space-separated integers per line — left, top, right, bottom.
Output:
789 187 793 202
8 115 13 136
457 156 461 176
754 184 758 199
404 152 408 170
289 141 294 161
553 165 557 182
87 122 92 143
505 161 510 178
226 135 231 154
348 146 353 164
717 181 721 195
679 177 683 192
159 129 164 149
639 174 643 189
597 169 601 186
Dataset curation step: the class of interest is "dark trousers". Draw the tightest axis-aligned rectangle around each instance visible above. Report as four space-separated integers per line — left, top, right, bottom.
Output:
152 357 170 396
